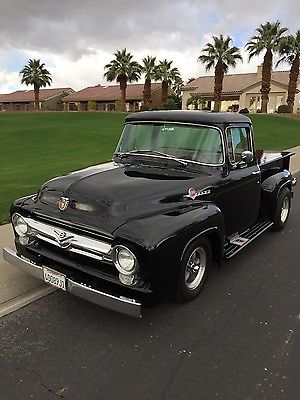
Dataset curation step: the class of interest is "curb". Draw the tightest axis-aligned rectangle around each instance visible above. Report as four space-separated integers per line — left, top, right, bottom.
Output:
0 285 57 319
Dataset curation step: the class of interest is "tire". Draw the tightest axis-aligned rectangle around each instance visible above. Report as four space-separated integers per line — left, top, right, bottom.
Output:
174 238 211 302
272 187 291 231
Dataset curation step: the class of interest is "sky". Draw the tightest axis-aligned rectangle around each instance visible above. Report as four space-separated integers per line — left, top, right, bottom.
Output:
0 0 299 93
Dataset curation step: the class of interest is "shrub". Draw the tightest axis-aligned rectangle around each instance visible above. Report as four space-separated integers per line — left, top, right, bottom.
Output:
239 108 249 114
87 100 96 111
277 105 290 113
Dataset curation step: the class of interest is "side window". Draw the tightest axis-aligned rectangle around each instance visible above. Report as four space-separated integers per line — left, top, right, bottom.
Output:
227 127 252 163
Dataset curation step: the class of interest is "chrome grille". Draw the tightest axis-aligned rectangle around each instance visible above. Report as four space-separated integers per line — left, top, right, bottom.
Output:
22 216 113 263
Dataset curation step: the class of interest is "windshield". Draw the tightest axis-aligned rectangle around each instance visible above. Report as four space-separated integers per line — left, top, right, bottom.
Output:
115 123 224 165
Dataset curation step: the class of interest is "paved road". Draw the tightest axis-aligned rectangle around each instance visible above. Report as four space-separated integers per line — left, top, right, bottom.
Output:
0 178 299 400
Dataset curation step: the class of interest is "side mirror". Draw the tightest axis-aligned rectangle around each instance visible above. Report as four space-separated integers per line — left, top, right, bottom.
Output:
239 150 253 165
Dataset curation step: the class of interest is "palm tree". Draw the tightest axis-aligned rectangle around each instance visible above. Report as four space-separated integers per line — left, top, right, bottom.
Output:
104 49 141 111
172 76 184 97
141 56 157 110
246 21 288 113
198 35 242 112
187 93 205 110
20 59 52 111
277 30 300 113
155 60 181 105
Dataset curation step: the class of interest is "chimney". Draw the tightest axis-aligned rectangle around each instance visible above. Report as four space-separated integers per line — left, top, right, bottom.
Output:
257 64 263 78
257 64 273 78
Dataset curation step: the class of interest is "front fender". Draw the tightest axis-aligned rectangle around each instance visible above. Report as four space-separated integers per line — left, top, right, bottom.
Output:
113 203 225 297
113 202 224 251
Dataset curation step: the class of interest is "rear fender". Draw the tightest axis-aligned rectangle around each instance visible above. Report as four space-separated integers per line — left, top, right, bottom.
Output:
261 170 293 217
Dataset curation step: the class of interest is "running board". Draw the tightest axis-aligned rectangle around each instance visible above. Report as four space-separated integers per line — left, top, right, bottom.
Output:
223 220 273 259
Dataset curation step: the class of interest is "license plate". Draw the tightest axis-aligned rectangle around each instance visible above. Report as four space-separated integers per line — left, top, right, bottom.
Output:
43 267 66 291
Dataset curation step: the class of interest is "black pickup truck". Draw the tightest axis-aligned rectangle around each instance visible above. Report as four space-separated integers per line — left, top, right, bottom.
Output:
3 111 297 317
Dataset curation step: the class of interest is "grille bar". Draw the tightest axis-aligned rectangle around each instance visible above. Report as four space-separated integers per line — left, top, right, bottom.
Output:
22 216 112 262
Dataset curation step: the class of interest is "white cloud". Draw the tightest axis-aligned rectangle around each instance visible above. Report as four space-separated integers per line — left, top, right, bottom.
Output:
0 0 298 93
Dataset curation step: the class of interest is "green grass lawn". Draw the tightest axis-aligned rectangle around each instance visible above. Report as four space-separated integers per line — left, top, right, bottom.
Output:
1 112 300 224
249 114 300 149
0 112 125 224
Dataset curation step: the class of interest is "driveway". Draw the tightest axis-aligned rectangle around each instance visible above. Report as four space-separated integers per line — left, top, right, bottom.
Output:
0 174 299 400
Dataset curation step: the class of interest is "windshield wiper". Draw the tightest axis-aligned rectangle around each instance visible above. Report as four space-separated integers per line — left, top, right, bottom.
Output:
116 150 188 167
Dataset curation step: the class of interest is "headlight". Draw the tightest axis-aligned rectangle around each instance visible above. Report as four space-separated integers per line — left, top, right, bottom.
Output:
12 213 28 237
113 245 138 275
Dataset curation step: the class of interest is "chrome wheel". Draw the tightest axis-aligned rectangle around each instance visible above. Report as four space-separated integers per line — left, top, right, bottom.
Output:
184 246 206 290
280 197 290 222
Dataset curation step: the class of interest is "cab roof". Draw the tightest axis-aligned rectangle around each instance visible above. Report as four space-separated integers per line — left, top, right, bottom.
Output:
125 110 252 125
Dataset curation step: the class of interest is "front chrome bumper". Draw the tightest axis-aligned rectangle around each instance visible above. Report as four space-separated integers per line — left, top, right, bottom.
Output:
3 247 142 318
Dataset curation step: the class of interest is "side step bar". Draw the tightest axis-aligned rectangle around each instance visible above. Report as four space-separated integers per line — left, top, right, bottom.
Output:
224 220 273 259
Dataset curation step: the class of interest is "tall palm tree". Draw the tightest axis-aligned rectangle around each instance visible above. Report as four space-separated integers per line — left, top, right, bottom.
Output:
142 56 157 110
20 59 52 111
246 21 288 113
155 60 181 105
198 35 242 112
277 30 300 113
104 49 141 111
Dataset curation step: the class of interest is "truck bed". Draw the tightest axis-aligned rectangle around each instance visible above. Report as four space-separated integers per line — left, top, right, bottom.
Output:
256 149 293 170
256 150 294 181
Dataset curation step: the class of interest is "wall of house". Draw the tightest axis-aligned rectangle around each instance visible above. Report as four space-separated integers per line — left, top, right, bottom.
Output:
0 102 33 111
151 89 163 109
42 94 66 111
181 91 191 110
294 92 300 113
242 82 287 113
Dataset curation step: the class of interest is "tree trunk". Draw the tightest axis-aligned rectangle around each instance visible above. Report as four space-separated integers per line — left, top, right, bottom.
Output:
34 84 39 111
161 81 169 105
287 56 300 113
119 77 127 112
261 49 272 113
143 78 152 110
213 61 224 112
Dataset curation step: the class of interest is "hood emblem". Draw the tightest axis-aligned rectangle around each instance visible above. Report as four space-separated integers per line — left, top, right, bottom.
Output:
187 187 198 200
58 197 70 211
54 229 74 248
184 187 211 200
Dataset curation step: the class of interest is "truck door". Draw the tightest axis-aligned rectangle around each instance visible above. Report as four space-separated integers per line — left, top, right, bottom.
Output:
216 126 261 236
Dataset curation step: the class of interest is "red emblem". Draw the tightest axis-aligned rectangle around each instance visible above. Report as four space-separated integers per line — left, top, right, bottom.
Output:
58 197 70 211
187 187 198 200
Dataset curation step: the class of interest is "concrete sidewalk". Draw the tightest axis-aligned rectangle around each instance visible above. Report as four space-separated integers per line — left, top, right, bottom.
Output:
1 145 300 317
0 224 56 318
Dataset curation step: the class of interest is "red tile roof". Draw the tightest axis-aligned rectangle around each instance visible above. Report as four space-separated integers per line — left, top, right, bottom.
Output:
63 83 162 102
0 88 74 102
183 70 293 95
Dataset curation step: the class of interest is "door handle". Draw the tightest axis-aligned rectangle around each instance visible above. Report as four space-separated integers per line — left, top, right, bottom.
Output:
251 171 260 175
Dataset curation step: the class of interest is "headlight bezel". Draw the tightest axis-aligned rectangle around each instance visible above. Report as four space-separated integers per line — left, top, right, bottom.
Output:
112 245 138 275
12 213 29 237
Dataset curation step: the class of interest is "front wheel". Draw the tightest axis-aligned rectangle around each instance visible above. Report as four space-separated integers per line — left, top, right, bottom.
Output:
272 187 291 231
174 238 211 302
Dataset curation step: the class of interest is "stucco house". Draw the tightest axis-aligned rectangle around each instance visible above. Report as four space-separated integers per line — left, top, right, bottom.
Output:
62 83 164 112
0 88 75 111
182 65 300 113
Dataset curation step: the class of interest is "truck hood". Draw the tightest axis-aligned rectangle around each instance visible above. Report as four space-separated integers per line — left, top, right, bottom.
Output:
29 162 214 235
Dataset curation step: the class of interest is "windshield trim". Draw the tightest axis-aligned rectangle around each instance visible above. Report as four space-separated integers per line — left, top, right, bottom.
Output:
115 121 225 167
